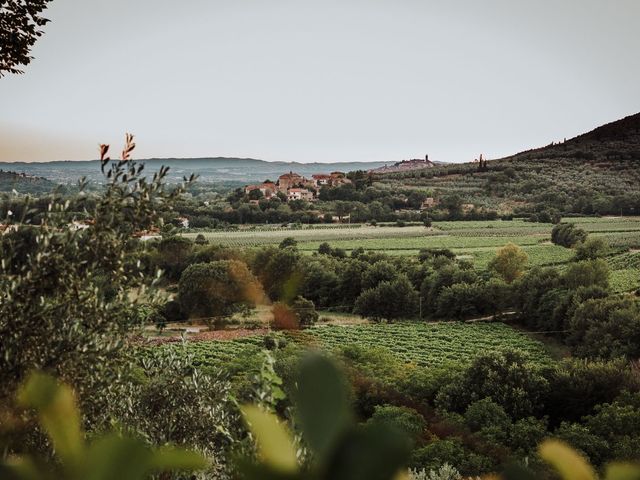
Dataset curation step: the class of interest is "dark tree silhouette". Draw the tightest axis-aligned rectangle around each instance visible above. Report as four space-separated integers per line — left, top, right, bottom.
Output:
1 0 53 76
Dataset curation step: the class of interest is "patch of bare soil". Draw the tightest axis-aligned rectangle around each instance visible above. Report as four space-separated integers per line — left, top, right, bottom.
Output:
135 328 270 345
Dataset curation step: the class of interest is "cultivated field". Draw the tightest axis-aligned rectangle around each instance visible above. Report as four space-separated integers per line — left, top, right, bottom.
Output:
183 217 640 291
158 321 553 372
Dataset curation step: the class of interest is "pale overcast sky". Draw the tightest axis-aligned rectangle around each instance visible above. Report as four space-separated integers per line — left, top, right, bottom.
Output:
1 0 639 163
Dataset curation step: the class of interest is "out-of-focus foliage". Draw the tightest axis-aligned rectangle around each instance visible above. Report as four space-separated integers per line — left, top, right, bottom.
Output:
0 372 207 480
239 354 411 480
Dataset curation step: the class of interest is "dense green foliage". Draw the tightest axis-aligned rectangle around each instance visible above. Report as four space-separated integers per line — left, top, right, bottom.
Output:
0 0 53 76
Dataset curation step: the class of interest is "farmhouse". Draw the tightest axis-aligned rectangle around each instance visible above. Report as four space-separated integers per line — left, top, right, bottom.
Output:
311 174 332 187
287 188 314 202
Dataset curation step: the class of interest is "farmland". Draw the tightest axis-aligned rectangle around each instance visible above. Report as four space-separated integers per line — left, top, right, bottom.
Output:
182 217 640 287
156 321 554 373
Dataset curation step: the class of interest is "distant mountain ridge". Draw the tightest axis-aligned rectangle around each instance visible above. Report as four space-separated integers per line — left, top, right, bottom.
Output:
0 157 392 185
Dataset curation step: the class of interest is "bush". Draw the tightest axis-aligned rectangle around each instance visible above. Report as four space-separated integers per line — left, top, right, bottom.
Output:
551 223 587 248
292 296 318 328
194 233 209 245
545 359 639 424
279 237 298 249
464 398 511 433
563 259 609 290
318 242 332 255
567 296 640 360
366 405 427 448
154 235 194 281
574 237 609 261
436 350 549 419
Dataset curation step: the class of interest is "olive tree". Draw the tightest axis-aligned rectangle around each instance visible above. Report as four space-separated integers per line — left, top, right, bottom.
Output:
0 135 194 424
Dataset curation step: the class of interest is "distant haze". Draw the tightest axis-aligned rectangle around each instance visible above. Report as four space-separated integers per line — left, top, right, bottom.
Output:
1 0 639 163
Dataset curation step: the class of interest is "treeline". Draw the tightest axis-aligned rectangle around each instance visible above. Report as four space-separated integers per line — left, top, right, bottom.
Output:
144 231 639 365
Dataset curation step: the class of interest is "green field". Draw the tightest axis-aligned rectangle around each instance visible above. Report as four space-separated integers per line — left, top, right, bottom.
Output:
183 218 640 284
307 322 553 367
157 321 553 372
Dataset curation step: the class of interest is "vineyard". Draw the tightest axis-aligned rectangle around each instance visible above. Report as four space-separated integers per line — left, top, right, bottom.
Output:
182 217 640 283
307 322 553 366
156 321 554 372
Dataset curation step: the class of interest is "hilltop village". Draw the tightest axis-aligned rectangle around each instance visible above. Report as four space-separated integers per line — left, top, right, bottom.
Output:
243 170 351 203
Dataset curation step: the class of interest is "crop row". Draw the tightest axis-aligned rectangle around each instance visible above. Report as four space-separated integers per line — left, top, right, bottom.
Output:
609 269 640 293
593 232 640 249
306 322 552 367
155 322 553 372
297 235 547 252
569 216 640 225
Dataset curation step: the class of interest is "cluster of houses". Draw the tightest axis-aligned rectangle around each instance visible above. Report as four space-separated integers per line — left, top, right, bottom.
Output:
244 171 351 203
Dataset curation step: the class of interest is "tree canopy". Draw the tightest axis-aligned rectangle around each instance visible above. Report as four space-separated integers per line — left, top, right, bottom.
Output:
1 0 53 76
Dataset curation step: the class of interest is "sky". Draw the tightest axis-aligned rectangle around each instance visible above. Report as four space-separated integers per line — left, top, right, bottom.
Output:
1 0 639 164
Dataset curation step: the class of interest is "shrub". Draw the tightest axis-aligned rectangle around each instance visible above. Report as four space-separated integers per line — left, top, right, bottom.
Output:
366 405 427 448
551 223 587 248
563 259 609 290
464 398 511 433
436 350 549 419
279 237 298 249
194 233 209 245
574 237 609 261
318 242 332 255
567 297 640 360
292 296 319 328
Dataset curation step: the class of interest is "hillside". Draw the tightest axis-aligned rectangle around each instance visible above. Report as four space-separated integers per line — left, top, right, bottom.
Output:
0 170 57 194
0 157 391 185
375 113 640 216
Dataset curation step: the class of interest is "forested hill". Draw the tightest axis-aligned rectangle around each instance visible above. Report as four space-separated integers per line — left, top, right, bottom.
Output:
375 112 640 217
0 170 58 194
506 112 640 162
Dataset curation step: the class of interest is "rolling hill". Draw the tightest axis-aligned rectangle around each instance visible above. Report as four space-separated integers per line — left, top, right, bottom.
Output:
375 112 640 216
0 170 58 195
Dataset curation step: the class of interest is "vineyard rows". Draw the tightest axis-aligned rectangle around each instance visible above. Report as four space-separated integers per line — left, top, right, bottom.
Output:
158 322 553 371
307 322 552 367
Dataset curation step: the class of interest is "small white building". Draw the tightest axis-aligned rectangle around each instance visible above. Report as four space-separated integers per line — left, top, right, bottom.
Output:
287 188 314 202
